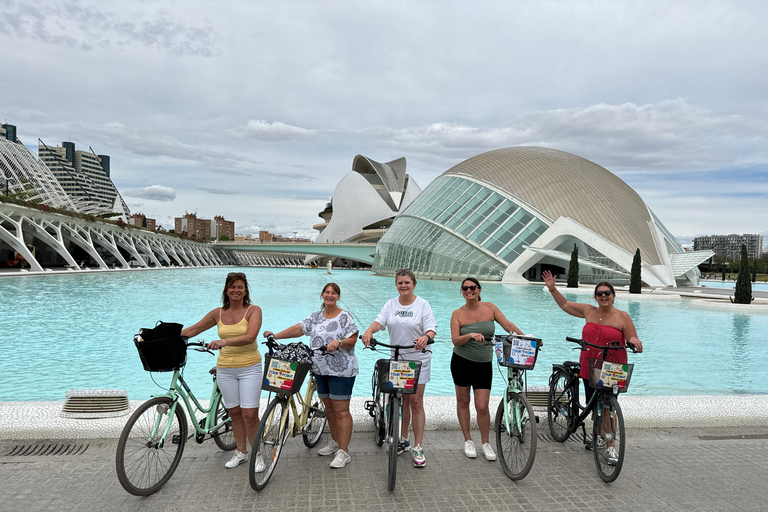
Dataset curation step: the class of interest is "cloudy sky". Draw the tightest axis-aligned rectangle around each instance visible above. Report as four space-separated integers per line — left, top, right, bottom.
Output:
2 0 767 241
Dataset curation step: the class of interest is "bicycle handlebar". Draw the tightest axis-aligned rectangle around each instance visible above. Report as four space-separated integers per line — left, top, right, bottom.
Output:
262 334 328 355
184 339 216 355
366 337 435 352
565 336 637 353
486 333 543 347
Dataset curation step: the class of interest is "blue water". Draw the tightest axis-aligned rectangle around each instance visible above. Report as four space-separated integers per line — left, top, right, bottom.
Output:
700 280 768 291
1 268 767 401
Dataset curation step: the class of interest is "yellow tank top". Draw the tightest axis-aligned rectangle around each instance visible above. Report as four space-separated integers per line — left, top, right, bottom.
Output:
216 305 261 368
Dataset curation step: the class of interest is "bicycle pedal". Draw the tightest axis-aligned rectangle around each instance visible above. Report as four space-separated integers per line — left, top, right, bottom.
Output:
172 435 183 445
534 414 540 423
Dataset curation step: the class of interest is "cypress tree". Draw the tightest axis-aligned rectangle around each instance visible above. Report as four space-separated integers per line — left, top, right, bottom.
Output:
629 249 642 294
734 244 752 304
567 244 579 288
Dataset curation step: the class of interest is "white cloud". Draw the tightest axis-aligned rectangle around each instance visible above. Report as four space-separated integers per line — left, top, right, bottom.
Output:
124 185 176 202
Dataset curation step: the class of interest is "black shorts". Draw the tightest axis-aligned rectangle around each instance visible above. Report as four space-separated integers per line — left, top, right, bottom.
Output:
450 353 492 390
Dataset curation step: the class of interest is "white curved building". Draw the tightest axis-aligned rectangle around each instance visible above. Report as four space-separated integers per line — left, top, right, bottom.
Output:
373 147 712 287
312 155 422 246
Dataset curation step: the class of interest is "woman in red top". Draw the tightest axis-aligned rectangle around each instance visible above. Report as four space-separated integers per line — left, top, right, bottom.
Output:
542 271 644 457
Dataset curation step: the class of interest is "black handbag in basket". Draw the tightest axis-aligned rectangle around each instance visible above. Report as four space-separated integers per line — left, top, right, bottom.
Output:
134 321 186 372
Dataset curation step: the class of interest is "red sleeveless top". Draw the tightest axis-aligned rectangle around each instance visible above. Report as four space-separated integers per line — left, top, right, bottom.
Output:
580 323 627 380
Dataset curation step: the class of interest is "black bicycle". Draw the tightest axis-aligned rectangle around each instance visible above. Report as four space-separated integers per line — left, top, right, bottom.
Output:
363 337 434 491
547 337 637 482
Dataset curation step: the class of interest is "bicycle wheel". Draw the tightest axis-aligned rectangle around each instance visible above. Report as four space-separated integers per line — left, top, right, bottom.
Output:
387 394 401 492
373 390 386 447
302 396 327 448
249 397 290 491
212 393 236 451
548 371 574 442
495 392 537 480
116 397 187 496
592 395 626 483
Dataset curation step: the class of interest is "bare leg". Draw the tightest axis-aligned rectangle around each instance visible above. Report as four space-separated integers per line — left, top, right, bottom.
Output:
473 388 491 444
322 397 337 443
228 406 247 453
330 399 353 452
406 384 426 446
455 385 472 441
241 407 259 449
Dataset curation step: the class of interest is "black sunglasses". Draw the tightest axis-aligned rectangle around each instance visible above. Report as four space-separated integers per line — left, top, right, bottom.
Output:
462 285 478 291
595 290 613 297
227 272 246 278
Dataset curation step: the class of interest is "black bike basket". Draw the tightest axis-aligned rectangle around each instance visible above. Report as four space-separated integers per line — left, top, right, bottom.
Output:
134 321 186 372
376 359 421 395
494 335 542 370
263 354 311 396
587 358 634 393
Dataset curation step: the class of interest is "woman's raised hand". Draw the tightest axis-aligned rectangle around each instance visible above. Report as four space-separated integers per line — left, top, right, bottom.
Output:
542 270 556 290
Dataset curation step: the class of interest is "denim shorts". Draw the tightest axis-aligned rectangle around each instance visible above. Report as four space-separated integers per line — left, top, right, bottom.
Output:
315 374 356 400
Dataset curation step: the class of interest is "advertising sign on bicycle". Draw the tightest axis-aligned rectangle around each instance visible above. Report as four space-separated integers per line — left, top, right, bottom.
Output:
596 361 630 390
496 337 538 367
265 359 298 391
388 361 417 390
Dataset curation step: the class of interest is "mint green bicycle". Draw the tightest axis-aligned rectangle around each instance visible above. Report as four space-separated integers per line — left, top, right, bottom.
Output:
494 333 543 480
116 337 236 496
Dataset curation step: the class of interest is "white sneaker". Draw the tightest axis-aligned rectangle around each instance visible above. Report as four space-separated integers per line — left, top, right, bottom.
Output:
606 446 619 465
224 450 248 469
318 439 339 456
253 454 266 473
329 449 351 468
464 440 477 458
481 442 496 461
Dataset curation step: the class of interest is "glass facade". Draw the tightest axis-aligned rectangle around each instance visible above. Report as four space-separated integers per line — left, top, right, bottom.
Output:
373 176 550 280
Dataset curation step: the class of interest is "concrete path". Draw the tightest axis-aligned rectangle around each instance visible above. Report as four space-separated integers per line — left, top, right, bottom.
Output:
2 424 767 512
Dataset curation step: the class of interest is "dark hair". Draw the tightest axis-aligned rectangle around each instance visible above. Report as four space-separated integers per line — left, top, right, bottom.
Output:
462 277 482 301
594 281 615 296
395 268 417 286
222 272 251 310
321 282 341 310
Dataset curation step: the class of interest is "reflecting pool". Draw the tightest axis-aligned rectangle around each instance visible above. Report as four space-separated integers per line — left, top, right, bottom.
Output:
1 267 766 401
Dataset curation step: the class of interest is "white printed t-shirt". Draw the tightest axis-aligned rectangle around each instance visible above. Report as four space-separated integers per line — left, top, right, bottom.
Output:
374 296 437 363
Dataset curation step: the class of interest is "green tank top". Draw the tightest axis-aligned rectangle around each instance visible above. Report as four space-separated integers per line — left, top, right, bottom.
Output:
454 320 496 362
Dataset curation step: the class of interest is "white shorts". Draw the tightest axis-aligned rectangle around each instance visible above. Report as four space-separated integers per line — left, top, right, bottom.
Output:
217 363 262 409
417 359 431 384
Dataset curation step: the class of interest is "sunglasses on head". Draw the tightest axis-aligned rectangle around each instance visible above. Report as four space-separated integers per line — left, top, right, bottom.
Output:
462 285 478 291
227 272 246 278
595 290 613 297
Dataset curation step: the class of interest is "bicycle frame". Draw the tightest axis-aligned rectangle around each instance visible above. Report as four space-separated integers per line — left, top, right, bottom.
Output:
500 367 527 436
149 369 229 441
274 373 320 438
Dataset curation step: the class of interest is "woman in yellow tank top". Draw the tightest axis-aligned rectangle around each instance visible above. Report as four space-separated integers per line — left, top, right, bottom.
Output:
182 272 263 469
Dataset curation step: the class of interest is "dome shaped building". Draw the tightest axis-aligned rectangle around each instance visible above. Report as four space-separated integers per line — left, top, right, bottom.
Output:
373 147 711 287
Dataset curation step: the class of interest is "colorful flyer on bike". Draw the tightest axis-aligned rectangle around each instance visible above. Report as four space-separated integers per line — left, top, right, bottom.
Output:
597 362 630 390
388 361 417 389
509 337 537 367
265 359 297 391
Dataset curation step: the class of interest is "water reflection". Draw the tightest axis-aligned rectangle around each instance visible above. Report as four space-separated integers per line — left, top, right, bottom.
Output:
730 314 750 376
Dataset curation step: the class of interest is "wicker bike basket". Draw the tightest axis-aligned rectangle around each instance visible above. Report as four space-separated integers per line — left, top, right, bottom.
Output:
134 322 186 372
494 335 542 370
376 359 422 394
587 358 634 393
262 354 312 396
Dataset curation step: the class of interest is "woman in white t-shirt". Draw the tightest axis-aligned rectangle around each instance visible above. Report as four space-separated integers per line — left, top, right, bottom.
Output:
361 269 437 469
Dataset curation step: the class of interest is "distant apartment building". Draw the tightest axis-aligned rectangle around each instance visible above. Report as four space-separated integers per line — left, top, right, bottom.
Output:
37 139 129 216
258 230 310 242
131 213 156 231
175 213 235 240
693 234 763 259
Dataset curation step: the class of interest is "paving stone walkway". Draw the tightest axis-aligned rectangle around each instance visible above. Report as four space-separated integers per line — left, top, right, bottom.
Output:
2 424 767 512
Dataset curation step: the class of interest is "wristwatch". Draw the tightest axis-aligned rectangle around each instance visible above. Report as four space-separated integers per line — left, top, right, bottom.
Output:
425 334 433 343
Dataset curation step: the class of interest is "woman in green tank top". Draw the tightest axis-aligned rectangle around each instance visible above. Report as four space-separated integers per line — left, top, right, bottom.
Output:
449 277 524 461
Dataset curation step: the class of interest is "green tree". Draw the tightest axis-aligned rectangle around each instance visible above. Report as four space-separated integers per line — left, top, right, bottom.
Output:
629 249 642 294
567 244 579 288
734 244 752 304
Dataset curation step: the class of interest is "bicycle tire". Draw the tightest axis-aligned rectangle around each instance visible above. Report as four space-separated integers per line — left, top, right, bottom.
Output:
592 395 625 483
495 392 537 480
373 391 386 447
249 397 289 491
116 397 187 496
387 394 400 492
548 371 574 442
212 393 236 451
302 394 327 448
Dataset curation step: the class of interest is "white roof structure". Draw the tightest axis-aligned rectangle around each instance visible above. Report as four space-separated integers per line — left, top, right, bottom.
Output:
373 147 707 287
